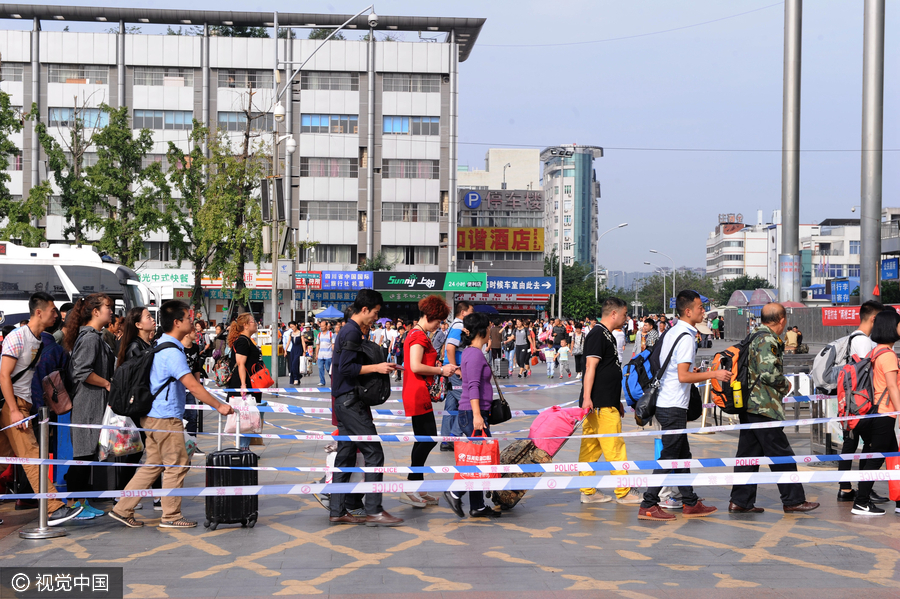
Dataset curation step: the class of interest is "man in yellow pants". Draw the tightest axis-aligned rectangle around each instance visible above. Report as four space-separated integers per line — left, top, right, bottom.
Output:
578 297 642 505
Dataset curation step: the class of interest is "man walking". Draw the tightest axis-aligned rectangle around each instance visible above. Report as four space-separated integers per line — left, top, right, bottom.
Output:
110 300 234 528
1 292 83 526
638 291 731 521
329 289 403 526
578 298 642 505
439 301 471 452
728 303 819 514
572 323 586 379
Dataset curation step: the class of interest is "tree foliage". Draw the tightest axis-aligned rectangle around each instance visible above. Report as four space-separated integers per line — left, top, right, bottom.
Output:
308 28 345 40
714 274 771 306
358 250 393 272
880 281 900 304
0 91 45 245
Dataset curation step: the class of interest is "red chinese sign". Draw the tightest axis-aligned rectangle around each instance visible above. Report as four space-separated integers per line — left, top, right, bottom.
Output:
822 305 900 326
457 228 544 252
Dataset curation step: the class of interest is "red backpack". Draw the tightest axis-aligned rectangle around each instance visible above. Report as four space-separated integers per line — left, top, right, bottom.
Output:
836 347 893 430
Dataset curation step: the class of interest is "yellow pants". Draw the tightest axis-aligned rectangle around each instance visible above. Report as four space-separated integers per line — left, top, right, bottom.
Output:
579 407 629 498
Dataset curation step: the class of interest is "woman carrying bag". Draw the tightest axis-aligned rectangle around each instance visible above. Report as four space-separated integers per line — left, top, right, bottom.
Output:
399 296 456 509
63 293 115 520
226 314 267 449
444 312 499 519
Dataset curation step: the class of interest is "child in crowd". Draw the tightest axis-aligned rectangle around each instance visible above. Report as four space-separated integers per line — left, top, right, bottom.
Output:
557 339 571 379
541 341 556 378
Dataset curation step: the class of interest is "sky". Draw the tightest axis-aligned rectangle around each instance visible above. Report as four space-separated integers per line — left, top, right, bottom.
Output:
10 1 900 272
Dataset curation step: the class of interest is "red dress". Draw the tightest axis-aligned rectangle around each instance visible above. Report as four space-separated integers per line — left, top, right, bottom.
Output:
402 328 436 416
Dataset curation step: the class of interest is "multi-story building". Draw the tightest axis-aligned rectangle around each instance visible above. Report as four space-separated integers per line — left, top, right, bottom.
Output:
705 213 769 283
0 7 485 281
800 219 861 285
540 145 603 268
458 148 540 191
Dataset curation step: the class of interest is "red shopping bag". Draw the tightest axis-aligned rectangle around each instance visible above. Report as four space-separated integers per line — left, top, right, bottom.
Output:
454 432 500 480
888 456 900 502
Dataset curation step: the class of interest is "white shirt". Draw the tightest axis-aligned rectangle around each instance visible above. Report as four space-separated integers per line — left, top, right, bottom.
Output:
371 328 385 346
386 328 399 349
850 330 876 360
282 329 292 353
0 325 43 402
612 329 626 365
655 319 698 410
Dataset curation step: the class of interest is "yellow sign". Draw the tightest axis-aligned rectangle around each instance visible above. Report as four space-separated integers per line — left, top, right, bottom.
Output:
457 227 544 252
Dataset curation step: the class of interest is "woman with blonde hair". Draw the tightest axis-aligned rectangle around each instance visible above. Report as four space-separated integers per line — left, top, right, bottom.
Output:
226 313 263 449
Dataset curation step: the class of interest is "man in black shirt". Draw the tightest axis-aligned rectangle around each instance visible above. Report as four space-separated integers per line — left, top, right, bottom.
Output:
329 289 403 527
577 297 642 506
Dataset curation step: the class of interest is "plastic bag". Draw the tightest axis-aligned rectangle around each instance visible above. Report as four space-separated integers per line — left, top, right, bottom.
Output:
98 406 144 461
224 395 263 434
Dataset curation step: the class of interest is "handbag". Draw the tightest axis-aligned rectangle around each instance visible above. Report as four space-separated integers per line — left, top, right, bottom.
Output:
454 431 500 480
634 332 692 427
249 362 274 389
530 355 539 366
488 365 512 425
224 395 263 434
686 384 702 421
41 370 73 415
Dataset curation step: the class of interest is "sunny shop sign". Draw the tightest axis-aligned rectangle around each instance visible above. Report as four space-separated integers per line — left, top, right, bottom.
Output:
372 272 487 292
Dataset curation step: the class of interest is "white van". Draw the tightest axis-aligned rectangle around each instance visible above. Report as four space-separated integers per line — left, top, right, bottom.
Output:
0 242 158 325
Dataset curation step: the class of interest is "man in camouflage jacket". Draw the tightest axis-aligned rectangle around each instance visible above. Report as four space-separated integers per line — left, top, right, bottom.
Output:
728 303 820 514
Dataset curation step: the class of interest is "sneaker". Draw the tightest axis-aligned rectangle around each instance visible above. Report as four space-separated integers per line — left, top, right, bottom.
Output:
153 499 162 511
418 493 439 506
74 509 97 520
347 507 366 518
837 489 857 502
81 500 104 517
135 502 143 510
616 489 643 505
660 497 684 509
399 493 428 508
638 505 676 521
851 502 886 516
682 501 718 518
580 492 613 504
107 510 143 528
568 373 572 378
440 442 454 453
559 375 563 379
48 504 84 527
895 505 900 514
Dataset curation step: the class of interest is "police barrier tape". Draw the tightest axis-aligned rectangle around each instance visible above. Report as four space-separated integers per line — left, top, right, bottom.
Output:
48 409 900 443
207 381 580 395
3 451 899 476
3 469 900 502
0 413 36 433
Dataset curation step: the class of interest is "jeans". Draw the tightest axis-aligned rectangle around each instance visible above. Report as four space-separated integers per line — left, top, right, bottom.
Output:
317 357 333 388
546 360 555 377
641 407 699 509
456 409 490 511
330 392 386 517
440 373 463 439
854 415 899 505
729 412 805 508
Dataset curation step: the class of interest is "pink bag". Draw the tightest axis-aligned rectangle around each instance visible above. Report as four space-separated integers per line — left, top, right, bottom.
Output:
529 406 588 457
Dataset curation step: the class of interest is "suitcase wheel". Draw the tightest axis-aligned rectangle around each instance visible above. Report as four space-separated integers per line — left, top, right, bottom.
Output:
208 521 218 531
241 519 247 527
248 513 258 528
204 520 210 529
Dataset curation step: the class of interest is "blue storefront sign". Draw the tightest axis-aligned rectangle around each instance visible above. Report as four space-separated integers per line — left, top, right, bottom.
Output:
487 276 556 294
463 191 482 210
832 280 851 304
295 290 358 302
321 271 373 290
881 258 899 281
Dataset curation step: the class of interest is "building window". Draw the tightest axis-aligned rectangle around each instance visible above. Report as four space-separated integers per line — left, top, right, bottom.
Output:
141 154 169 170
216 111 274 132
299 157 359 178
383 73 441 93
849 240 860 255
563 215 572 225
564 229 572 239
63 152 99 168
383 246 438 266
828 264 844 278
5 151 22 171
134 67 194 87
300 114 358 134
564 185 572 195
382 202 439 222
564 201 572 212
383 116 440 136
300 244 353 264
134 110 194 130
48 65 108 85
0 63 24 82
298 202 356 221
300 71 359 91
217 69 273 89
462 213 543 227
382 159 439 179
848 265 861 278
461 252 543 262
49 107 108 128
140 242 170 262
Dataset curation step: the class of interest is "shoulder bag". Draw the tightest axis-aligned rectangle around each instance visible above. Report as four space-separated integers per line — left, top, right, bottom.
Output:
487 354 512 425
634 332 691 427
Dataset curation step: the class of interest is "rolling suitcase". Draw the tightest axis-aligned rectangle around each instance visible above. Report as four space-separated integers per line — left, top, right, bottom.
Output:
493 358 510 378
204 425 259 530
490 440 551 510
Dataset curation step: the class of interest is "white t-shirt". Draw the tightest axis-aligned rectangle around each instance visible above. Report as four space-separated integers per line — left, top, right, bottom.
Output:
850 330 876 360
1 325 43 402
386 328 399 349
317 331 335 359
612 329 626 365
655 320 697 410
371 328 385 346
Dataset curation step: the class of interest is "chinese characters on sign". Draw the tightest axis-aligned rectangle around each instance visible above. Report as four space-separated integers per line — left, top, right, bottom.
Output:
293 271 322 290
486 276 556 293
480 190 543 211
0 567 124 599
822 305 900 326
882 258 899 281
137 270 192 286
831 280 851 304
456 228 544 252
321 271 373 290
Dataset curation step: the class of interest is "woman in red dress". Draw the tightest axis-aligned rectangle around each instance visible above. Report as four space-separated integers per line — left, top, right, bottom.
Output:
400 295 456 508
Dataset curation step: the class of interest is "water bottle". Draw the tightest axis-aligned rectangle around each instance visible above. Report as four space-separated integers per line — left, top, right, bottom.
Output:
732 381 743 409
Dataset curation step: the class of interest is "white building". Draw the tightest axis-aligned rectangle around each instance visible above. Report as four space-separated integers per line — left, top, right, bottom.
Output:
705 213 769 284
458 148 541 191
0 6 485 277
800 219 861 285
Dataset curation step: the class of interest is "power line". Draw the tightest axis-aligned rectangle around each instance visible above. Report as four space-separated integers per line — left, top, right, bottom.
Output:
479 1 785 48
457 141 900 153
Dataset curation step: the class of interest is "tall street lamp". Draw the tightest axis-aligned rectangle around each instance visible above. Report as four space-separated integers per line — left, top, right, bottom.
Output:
645 261 666 313
502 162 511 190
649 249 676 296
595 222 628 301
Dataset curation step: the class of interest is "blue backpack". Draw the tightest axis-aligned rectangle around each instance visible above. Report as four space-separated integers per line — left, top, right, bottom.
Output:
621 329 685 407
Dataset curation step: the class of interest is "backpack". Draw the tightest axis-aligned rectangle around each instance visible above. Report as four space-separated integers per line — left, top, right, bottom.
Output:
108 342 181 418
709 331 766 414
836 347 893 430
341 338 391 406
810 332 866 393
214 345 233 387
621 327 674 407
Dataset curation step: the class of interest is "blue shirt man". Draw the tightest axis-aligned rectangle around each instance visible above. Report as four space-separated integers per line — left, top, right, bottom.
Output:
146 334 191 419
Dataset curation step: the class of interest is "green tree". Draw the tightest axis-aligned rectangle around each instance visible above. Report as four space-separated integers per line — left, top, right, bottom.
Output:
715 274 771 306
90 105 169 267
211 25 269 38
880 281 900 304
358 250 393 271
308 28 345 41
0 90 45 245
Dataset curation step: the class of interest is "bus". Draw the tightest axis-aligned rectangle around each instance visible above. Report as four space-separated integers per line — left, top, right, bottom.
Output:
0 242 159 326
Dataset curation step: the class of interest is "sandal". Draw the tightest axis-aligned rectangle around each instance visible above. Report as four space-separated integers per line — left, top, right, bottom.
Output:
418 493 439 505
398 493 427 508
108 511 144 528
158 518 197 528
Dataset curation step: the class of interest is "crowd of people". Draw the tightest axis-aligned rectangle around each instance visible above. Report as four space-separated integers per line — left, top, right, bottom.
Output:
2 288 898 532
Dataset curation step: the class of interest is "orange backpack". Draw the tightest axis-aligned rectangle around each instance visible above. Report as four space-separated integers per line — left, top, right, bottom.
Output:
709 331 765 414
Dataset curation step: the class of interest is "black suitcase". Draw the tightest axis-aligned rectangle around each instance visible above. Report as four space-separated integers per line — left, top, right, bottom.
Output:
493 358 510 378
204 447 259 530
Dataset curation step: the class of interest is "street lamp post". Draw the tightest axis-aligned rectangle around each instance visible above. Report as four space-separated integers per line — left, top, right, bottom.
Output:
595 222 628 301
502 162 511 190
649 249 676 297
645 261 666 313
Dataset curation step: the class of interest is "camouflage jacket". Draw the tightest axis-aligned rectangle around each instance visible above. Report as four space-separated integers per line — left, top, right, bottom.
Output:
746 325 792 420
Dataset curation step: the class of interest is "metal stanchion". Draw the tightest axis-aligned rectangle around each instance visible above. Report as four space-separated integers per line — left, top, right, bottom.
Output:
20 407 66 539
697 377 714 435
217 412 223 452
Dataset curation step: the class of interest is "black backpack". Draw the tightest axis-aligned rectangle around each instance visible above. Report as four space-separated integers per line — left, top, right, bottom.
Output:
344 338 391 407
108 342 181 418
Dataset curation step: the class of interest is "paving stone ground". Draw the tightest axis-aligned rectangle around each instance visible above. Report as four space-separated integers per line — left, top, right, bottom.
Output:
2 340 899 598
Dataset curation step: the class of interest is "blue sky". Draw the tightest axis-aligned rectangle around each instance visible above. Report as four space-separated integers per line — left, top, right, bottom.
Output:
11 1 899 272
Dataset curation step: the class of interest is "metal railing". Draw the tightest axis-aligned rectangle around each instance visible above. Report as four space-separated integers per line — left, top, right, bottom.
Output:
882 221 900 239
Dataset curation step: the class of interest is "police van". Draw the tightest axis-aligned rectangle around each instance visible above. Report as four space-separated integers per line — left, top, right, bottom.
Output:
0 242 157 326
